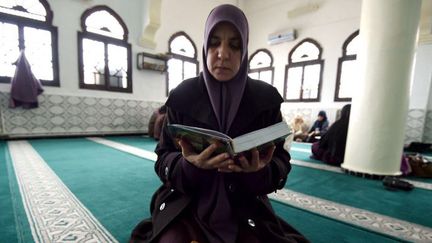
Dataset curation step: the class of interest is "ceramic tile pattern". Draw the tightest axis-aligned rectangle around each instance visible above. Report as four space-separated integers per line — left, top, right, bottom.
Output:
0 92 163 138
1 91 428 142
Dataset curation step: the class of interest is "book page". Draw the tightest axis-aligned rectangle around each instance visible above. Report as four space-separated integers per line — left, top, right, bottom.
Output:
231 121 291 153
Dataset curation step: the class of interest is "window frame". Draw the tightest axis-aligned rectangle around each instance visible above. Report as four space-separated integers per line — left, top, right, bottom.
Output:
77 5 132 93
248 48 274 85
0 0 60 86
334 30 359 102
283 38 324 102
166 31 199 96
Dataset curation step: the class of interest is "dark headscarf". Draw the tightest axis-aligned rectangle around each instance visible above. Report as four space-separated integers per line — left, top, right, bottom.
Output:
195 5 249 243
202 4 249 133
309 110 329 133
319 104 351 162
318 110 327 120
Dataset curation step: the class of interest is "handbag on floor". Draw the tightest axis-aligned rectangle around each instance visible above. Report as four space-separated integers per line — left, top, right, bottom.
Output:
408 154 432 178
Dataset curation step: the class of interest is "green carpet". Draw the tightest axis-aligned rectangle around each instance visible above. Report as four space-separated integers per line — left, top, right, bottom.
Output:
271 201 402 243
286 165 432 227
1 141 33 243
4 137 429 242
290 142 432 183
289 142 325 165
0 141 19 242
29 138 161 243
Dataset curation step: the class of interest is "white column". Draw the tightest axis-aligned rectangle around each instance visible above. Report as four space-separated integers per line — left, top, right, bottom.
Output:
341 0 422 176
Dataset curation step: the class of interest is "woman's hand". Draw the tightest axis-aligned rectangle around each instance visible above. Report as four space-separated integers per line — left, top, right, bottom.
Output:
219 145 276 173
178 139 234 170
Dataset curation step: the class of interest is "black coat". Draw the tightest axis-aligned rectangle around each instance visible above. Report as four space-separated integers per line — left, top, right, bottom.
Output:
130 75 308 243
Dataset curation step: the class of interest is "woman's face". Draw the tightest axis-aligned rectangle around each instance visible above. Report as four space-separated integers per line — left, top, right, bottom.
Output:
206 22 242 82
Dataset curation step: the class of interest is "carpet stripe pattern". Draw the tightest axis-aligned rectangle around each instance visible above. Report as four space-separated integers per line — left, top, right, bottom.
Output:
93 137 432 242
290 159 432 191
87 137 158 161
4 137 432 242
269 190 432 242
7 140 118 243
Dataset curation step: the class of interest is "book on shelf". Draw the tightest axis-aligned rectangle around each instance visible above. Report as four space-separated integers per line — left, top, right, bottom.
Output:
167 121 291 156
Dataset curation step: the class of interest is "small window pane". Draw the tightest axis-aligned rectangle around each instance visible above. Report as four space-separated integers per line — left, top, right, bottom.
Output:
170 35 195 58
24 27 53 80
292 41 320 62
108 44 128 88
183 61 196 80
168 58 182 92
302 64 320 99
248 72 259 80
346 35 359 56
85 10 124 39
250 51 271 69
286 67 302 99
0 22 19 77
0 0 47 21
339 60 358 98
260 70 272 84
82 38 105 85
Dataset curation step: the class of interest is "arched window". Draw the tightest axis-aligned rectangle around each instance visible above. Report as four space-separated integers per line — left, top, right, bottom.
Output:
284 38 324 102
78 6 132 92
335 30 359 101
0 0 59 86
248 49 274 85
167 32 198 95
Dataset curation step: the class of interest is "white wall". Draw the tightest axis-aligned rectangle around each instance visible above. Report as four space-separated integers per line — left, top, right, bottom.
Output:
0 0 169 102
243 0 360 113
1 0 429 115
410 44 432 110
429 80 432 110
154 0 237 69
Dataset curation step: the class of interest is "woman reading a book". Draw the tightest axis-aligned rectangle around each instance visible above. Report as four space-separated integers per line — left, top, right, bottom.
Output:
130 4 308 243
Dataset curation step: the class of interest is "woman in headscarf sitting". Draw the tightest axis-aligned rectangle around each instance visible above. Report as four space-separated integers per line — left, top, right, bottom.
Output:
306 110 329 143
311 105 351 166
291 114 309 142
130 4 308 243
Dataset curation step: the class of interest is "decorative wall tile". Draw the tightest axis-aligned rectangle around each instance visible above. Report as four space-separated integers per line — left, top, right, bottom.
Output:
0 92 163 138
1 91 427 142
424 110 432 143
405 109 426 144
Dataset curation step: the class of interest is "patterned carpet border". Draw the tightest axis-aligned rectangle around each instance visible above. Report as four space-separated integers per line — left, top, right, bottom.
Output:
269 189 432 242
87 137 157 161
8 140 118 243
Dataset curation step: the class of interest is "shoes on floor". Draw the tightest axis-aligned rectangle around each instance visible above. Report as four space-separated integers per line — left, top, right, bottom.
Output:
382 176 414 191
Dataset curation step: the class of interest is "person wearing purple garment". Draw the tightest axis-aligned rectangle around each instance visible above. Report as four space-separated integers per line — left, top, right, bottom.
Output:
130 4 308 243
9 51 44 109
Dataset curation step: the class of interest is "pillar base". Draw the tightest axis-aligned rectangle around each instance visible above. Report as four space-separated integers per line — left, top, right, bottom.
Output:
341 167 402 180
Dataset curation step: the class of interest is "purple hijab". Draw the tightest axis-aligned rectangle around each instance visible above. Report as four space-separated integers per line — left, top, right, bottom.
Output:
195 4 249 243
202 4 249 133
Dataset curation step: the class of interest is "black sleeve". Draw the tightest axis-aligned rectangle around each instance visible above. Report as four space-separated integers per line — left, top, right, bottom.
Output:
154 107 215 195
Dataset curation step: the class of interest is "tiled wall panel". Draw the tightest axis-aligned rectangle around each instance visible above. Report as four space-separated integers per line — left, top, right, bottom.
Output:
0 92 163 138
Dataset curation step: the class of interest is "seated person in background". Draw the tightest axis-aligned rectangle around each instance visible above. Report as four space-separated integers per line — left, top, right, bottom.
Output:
306 110 329 143
148 105 167 140
290 115 309 142
311 104 351 166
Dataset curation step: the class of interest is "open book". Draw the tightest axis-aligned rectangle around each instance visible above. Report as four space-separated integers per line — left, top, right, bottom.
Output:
167 121 291 156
